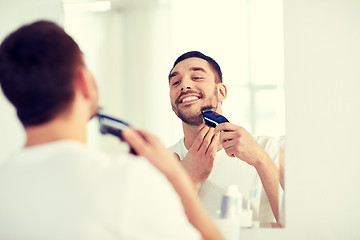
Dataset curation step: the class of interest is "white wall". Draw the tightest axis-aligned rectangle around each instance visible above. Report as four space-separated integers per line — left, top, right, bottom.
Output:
0 0 63 162
242 0 360 239
63 2 175 153
284 0 360 238
119 3 174 145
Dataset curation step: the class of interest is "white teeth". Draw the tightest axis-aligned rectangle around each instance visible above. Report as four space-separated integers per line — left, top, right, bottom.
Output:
182 96 198 103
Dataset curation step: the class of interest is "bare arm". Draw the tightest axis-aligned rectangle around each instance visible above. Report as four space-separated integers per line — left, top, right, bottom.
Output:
252 150 280 222
122 127 224 240
215 123 282 222
279 147 285 190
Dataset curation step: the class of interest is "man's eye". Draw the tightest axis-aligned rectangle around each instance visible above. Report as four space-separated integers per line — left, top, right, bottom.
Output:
172 80 180 86
193 77 202 80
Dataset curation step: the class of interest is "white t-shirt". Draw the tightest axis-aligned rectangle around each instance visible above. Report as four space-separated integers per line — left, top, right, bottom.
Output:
170 136 283 225
0 140 200 240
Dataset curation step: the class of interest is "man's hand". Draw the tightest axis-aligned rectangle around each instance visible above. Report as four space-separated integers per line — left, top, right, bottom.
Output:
215 123 281 221
182 126 219 191
215 122 267 167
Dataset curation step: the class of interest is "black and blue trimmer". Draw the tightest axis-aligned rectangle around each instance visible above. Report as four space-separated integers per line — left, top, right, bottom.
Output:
201 107 229 128
96 113 137 155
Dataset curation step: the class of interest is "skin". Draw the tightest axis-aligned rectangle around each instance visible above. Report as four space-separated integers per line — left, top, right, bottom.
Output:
169 57 284 222
25 58 223 240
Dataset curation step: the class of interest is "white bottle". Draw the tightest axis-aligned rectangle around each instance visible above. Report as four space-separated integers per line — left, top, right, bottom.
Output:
220 185 242 219
216 185 242 240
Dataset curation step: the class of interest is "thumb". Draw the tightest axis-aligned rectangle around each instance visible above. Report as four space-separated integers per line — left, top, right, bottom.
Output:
122 127 148 156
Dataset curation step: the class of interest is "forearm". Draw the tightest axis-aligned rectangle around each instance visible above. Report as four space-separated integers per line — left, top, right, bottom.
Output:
279 148 285 190
165 161 224 240
192 181 202 193
254 153 281 222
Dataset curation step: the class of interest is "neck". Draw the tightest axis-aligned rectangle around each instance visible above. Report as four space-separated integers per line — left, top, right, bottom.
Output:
183 123 204 150
182 123 223 152
24 111 88 147
182 106 224 150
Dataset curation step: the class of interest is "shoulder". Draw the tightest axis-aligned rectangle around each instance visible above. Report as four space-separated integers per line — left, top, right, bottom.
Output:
254 135 283 149
168 138 187 160
255 135 284 165
168 138 184 151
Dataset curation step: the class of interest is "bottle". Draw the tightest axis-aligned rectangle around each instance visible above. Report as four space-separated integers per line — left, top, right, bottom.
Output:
216 185 242 240
220 185 242 219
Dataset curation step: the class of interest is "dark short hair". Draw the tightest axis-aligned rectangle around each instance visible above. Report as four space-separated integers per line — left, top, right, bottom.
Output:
169 51 223 83
0 20 83 126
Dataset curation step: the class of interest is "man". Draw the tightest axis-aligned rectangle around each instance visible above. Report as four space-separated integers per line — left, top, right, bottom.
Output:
168 51 284 226
0 21 223 240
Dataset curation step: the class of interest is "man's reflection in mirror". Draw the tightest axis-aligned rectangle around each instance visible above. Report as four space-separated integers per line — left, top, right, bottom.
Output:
168 51 285 227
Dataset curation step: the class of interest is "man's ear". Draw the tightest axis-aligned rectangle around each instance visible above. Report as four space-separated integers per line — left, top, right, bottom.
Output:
217 83 227 102
76 66 91 99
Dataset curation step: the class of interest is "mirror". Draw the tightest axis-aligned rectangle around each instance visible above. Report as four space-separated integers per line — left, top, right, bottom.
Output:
63 0 285 228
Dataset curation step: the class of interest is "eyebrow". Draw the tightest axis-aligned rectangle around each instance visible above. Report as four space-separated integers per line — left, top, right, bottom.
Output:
168 67 207 80
190 67 207 73
169 71 179 80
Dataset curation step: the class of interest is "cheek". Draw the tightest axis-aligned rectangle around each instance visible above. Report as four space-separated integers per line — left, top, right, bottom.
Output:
169 89 177 103
203 85 217 97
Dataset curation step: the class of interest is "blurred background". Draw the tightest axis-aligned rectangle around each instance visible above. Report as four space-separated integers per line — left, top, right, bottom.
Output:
2 0 360 239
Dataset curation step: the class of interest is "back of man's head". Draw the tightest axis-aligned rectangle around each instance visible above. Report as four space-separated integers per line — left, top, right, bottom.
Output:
170 51 223 83
0 20 83 127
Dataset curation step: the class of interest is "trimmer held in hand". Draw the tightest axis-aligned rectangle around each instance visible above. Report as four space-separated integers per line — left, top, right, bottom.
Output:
96 113 137 155
201 107 229 128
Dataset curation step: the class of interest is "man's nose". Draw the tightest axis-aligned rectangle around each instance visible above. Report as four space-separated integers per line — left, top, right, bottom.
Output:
181 86 191 91
180 77 192 91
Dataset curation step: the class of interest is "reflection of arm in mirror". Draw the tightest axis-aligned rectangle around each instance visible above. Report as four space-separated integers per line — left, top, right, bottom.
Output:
279 147 285 190
215 122 283 223
168 51 284 226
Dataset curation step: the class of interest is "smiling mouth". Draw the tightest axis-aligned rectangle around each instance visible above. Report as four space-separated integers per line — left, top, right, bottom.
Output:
176 90 204 105
180 96 200 104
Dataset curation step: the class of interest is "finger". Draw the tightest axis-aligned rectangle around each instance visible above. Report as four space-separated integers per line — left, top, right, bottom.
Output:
191 126 210 151
223 145 237 158
215 122 246 136
122 127 149 156
214 122 235 134
221 137 236 151
205 132 219 158
199 128 215 153
219 131 237 143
